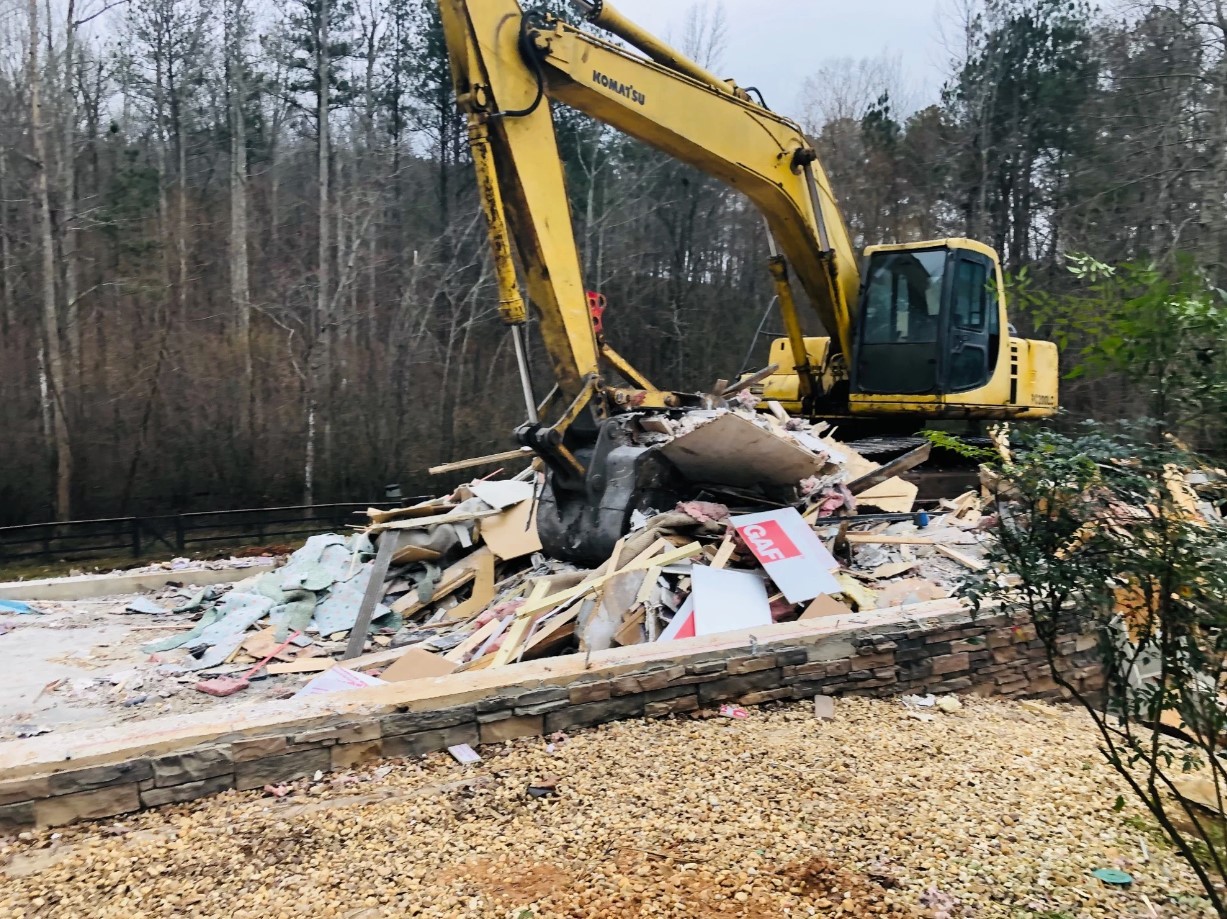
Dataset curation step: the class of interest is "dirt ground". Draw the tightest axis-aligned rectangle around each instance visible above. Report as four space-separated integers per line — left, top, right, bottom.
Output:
0 697 1215 918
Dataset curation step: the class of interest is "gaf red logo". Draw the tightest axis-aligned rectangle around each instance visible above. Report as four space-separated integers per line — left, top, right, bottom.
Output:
738 520 801 563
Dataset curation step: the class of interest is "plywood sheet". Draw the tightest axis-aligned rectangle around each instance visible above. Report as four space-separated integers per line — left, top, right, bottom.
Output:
856 477 918 514
661 413 826 487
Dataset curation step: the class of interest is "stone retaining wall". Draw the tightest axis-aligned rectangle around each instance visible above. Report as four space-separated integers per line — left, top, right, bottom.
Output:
0 602 1101 833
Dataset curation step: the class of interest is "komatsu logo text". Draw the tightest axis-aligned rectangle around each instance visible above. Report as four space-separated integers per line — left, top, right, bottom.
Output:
592 70 645 105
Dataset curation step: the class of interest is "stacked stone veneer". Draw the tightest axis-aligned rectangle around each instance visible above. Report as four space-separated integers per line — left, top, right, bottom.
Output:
0 603 1101 832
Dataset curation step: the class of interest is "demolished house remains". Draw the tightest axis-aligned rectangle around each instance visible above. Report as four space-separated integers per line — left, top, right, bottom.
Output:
65 400 1001 701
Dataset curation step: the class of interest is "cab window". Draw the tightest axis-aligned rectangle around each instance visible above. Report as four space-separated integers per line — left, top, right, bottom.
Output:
861 250 946 345
952 259 987 329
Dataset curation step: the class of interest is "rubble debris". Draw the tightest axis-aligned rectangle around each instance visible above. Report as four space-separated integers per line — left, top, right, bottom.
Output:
194 630 303 697
122 597 166 615
447 743 482 765
71 403 1027 707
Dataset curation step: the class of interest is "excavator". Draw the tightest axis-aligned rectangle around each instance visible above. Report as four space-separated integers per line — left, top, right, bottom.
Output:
436 0 1059 562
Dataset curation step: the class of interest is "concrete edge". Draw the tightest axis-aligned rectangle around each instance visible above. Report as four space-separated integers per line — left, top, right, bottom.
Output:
0 562 278 601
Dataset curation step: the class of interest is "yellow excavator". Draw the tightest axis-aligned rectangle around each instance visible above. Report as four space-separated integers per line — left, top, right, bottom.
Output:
436 0 1058 561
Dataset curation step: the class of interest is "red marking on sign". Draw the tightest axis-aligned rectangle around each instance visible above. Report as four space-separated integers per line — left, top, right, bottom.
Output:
737 519 801 563
675 610 695 640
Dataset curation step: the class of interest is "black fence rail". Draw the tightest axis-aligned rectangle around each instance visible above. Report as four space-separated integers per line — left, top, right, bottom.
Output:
0 502 402 565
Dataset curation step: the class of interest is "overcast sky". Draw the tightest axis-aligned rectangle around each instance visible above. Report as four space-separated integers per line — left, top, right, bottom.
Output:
589 0 954 116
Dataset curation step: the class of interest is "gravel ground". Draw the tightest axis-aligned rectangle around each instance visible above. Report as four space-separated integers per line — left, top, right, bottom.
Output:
0 697 1216 918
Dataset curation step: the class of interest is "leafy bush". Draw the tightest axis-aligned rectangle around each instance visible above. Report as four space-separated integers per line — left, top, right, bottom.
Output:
962 423 1227 912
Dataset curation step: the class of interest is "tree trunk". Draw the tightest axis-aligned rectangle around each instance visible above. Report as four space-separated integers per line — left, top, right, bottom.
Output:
0 149 13 333
28 0 72 519
306 0 331 506
60 0 80 383
226 0 253 435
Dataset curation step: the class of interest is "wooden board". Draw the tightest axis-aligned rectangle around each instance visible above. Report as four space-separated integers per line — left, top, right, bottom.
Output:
934 543 986 571
846 534 934 545
490 615 535 667
390 547 493 616
428 447 533 475
518 542 702 617
846 442 931 495
660 413 827 487
266 657 335 674
266 644 417 675
710 537 736 570
370 508 500 534
342 530 401 660
444 616 506 663
390 545 442 565
443 550 496 621
521 606 581 659
367 501 455 526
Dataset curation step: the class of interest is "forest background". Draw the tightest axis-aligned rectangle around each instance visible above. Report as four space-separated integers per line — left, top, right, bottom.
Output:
0 0 1214 524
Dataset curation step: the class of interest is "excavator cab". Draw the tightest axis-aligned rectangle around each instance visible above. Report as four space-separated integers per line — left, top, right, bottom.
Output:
854 241 998 396
847 239 1057 420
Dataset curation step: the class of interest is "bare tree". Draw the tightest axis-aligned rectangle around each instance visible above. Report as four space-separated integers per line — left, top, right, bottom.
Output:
27 0 72 518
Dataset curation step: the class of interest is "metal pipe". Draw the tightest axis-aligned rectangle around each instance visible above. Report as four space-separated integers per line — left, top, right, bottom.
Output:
801 161 832 252
568 0 737 98
512 324 539 424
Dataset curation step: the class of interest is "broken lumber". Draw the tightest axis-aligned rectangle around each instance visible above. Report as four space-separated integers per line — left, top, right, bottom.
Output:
428 447 533 475
846 442 931 495
342 531 401 660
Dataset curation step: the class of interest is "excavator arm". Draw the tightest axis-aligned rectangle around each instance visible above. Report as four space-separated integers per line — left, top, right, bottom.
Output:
437 0 859 422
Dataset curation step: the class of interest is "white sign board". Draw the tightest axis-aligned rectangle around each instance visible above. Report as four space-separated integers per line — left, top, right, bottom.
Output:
690 566 772 636
731 508 841 603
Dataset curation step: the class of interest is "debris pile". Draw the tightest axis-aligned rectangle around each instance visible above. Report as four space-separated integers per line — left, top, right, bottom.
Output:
111 402 995 697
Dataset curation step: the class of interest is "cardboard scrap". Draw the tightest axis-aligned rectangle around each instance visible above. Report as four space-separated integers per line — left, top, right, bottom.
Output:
293 667 387 698
800 594 853 620
379 647 458 682
856 477 918 514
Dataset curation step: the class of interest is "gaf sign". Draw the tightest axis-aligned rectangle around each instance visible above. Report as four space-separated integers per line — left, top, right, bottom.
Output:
739 518 801 562
731 508 840 603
